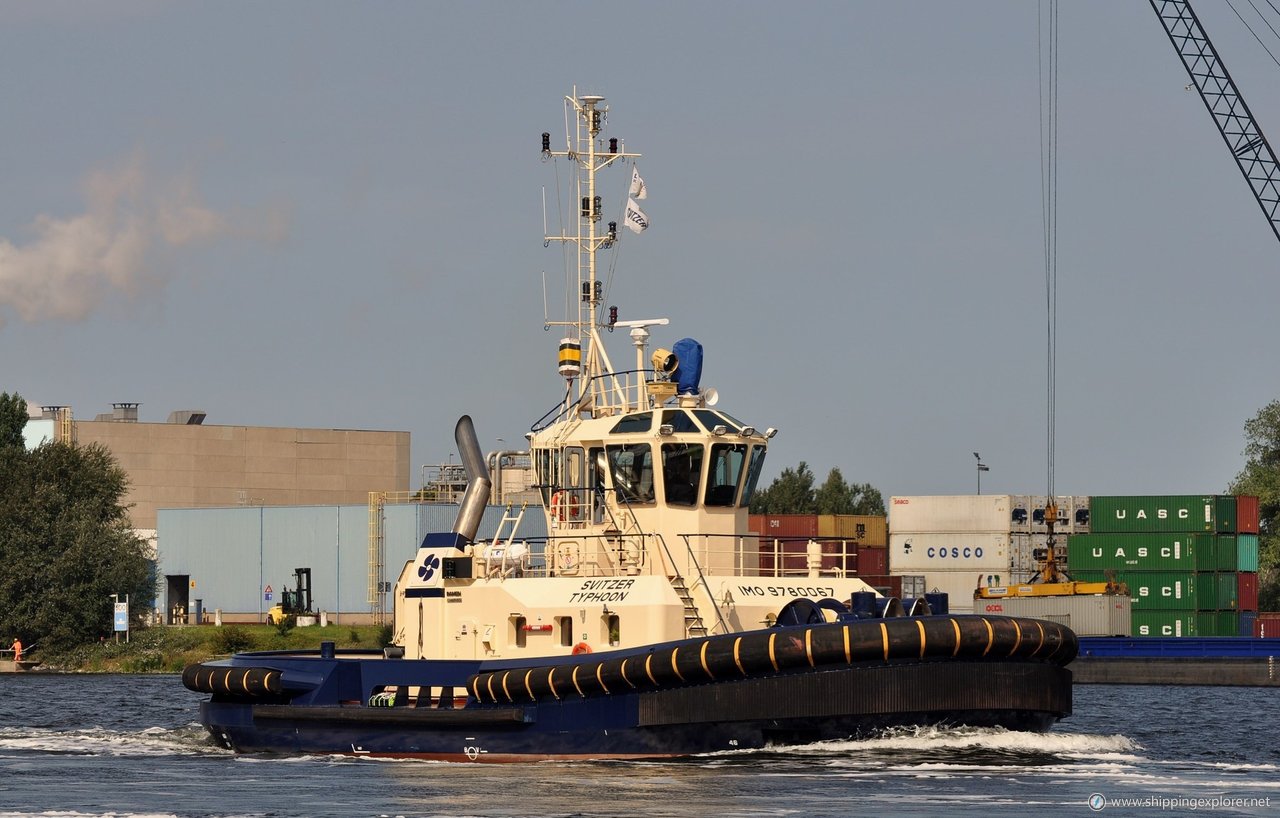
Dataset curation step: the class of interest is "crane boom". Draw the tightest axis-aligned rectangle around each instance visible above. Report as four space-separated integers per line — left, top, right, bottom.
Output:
1149 0 1280 245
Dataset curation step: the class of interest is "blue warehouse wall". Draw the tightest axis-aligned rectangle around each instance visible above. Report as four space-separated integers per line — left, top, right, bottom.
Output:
157 503 546 619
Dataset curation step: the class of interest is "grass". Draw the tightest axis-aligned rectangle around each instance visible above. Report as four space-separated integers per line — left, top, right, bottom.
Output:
35 622 394 673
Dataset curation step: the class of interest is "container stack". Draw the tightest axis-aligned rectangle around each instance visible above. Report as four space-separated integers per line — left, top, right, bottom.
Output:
888 495 1016 613
1009 495 1091 583
748 514 887 580
1068 495 1259 637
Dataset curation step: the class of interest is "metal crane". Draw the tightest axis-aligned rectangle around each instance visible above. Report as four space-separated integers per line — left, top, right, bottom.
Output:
1149 0 1280 245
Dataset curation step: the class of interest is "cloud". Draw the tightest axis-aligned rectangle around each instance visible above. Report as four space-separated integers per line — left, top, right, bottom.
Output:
0 155 238 326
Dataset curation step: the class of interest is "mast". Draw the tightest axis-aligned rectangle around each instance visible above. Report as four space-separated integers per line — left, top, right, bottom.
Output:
543 91 641 417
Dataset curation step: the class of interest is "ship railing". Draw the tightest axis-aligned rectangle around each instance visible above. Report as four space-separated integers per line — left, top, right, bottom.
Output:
530 367 663 431
679 534 864 579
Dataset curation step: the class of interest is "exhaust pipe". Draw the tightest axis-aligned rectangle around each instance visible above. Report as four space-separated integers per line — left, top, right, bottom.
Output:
452 415 491 542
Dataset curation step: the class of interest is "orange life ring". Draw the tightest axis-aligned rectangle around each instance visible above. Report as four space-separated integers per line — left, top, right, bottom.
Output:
572 641 592 655
550 491 581 521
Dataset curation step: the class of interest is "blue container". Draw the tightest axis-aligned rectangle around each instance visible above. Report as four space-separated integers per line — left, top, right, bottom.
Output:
1239 611 1258 637
925 592 950 615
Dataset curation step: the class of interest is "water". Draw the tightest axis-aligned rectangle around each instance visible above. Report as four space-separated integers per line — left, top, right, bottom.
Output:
1 674 1277 817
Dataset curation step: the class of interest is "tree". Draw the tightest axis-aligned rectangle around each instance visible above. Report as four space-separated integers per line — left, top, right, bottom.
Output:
0 391 26 450
751 462 885 516
0 393 154 652
1229 400 1280 610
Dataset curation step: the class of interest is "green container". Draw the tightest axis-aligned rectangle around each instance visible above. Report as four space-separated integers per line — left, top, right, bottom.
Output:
1068 533 1220 572
1075 570 1205 610
1216 535 1237 571
1089 496 1222 534
1131 610 1203 637
1238 534 1260 572
1214 611 1240 636
1214 573 1239 610
1213 496 1237 533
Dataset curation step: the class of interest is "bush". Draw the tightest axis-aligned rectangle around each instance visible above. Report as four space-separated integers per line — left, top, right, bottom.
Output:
211 626 254 655
348 628 362 644
274 616 297 638
376 624 394 648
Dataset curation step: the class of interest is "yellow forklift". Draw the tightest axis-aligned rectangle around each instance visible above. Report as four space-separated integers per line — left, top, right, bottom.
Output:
267 567 313 625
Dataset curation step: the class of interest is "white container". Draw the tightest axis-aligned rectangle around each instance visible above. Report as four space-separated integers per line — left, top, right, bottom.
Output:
1010 495 1032 534
912 571 985 614
975 594 1131 637
890 532 1011 573
889 495 1013 534
1009 533 1070 582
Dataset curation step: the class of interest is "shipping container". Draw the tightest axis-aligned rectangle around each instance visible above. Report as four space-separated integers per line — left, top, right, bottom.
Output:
1212 572 1239 610
1088 495 1222 534
1216 535 1238 571
856 546 887 576
1010 533 1069 583
817 514 888 545
1256 612 1280 638
888 495 1012 534
1237 534 1260 572
1240 611 1257 637
1213 611 1240 637
973 594 1131 636
1074 571 1207 611
1030 495 1085 534
1237 572 1259 612
909 571 981 613
1010 495 1032 534
1067 532 1223 572
889 532 1010 573
898 574 926 599
1237 495 1260 534
856 574 903 599
1131 610 1203 637
749 514 818 539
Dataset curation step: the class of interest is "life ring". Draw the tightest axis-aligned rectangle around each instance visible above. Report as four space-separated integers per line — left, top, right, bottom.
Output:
572 642 593 655
550 491 581 521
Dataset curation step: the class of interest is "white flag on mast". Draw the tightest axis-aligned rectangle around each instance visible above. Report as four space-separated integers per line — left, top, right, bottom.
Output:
624 197 650 233
629 165 647 200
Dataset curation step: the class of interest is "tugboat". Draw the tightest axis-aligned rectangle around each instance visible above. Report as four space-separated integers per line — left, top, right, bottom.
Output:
184 90 1076 761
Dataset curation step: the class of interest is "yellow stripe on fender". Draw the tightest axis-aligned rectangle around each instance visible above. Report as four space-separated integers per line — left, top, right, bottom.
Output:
981 618 994 657
843 625 851 664
880 622 889 661
733 637 746 676
951 618 962 657
645 654 658 685
596 663 609 694
805 628 815 667
768 633 779 671
1009 620 1023 657
620 658 636 688
671 647 686 681
524 669 535 700
700 641 714 680
916 619 927 658
547 667 560 700
1029 621 1045 657
571 665 585 697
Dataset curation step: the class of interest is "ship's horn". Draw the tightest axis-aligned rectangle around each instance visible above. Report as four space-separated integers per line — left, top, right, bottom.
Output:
452 415 492 542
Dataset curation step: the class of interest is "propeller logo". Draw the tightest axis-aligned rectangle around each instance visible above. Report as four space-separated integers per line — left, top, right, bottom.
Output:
418 554 441 582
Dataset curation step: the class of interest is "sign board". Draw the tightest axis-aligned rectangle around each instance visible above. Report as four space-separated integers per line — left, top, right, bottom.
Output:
113 602 128 633
265 584 273 601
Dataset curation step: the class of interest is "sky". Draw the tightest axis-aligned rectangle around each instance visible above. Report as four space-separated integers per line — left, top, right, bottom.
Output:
1 1 1278 501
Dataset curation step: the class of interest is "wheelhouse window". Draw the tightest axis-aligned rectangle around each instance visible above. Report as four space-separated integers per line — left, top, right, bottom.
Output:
693 409 737 433
610 412 653 434
605 443 655 504
705 443 748 507
660 409 700 434
661 443 703 506
740 445 767 508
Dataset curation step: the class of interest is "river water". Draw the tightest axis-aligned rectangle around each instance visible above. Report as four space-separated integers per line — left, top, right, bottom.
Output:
0 673 1276 817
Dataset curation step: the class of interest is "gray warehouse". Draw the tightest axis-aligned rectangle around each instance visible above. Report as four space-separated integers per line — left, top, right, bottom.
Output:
157 503 548 624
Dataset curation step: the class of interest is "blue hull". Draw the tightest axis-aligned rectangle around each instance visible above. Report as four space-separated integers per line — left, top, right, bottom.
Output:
187 615 1077 761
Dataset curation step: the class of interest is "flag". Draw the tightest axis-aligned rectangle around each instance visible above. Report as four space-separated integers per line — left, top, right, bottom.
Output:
624 198 649 233
629 166 647 200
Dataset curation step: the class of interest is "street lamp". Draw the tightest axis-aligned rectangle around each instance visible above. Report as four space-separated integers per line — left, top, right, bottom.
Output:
973 452 989 494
